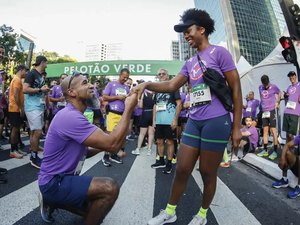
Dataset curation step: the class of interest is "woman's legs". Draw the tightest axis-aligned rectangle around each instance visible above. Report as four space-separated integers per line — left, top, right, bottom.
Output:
168 144 200 205
199 150 223 209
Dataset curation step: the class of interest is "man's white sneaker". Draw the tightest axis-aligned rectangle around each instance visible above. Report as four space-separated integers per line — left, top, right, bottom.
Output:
148 210 177 225
147 149 152 156
188 215 207 225
131 148 140 155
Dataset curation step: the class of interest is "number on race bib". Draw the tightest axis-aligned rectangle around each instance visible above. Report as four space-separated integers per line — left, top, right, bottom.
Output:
286 101 296 110
190 84 212 107
262 111 270 118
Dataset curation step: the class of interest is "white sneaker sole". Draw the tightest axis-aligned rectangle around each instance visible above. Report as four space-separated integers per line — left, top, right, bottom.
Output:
147 214 177 225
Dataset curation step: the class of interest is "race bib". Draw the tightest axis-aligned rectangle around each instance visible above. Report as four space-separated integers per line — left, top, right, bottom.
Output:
156 102 167 111
286 101 296 110
262 111 270 118
57 101 66 107
246 107 252 112
116 88 127 96
74 155 86 175
190 84 212 107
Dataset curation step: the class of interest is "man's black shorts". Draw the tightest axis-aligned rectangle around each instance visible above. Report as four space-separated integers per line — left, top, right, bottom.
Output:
8 112 23 127
262 109 276 128
155 124 176 140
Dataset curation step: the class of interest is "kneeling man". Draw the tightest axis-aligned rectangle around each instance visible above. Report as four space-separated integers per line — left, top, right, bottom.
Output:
38 72 137 225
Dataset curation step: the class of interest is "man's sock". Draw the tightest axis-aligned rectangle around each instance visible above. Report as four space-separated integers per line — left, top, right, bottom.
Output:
263 144 268 151
197 207 208 219
165 203 177 216
283 176 288 182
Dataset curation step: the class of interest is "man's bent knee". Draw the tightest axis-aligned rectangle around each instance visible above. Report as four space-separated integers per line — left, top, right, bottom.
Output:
90 177 119 200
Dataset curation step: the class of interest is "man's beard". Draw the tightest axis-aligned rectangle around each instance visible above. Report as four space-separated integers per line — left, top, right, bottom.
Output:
85 95 100 109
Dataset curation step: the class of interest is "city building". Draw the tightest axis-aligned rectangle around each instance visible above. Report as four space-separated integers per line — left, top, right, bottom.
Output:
270 0 287 35
171 40 180 60
85 43 123 61
193 0 282 66
178 33 197 61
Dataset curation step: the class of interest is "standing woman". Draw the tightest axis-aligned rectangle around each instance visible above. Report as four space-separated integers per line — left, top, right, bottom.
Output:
135 9 242 225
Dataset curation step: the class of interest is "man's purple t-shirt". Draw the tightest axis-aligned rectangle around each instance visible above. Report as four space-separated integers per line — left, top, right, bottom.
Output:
241 125 258 148
51 84 64 115
179 45 236 120
103 81 129 113
259 84 280 112
284 82 300 116
243 99 260 119
38 103 97 185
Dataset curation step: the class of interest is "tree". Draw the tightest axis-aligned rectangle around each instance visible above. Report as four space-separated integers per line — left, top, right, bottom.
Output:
33 50 77 64
0 24 26 70
91 75 110 94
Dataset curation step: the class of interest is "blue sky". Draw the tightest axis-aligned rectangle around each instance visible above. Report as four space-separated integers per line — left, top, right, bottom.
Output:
1 0 194 61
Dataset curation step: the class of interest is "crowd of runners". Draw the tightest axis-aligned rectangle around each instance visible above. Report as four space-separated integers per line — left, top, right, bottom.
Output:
0 7 299 225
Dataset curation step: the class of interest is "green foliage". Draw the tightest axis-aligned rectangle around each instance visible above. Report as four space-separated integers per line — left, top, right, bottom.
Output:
0 24 26 69
33 50 77 64
90 75 110 94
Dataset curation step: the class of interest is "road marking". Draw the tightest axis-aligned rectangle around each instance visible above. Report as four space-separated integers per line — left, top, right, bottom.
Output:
192 169 261 225
104 152 156 225
0 153 103 225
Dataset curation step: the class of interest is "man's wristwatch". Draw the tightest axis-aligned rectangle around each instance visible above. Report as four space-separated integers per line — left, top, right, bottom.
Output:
38 88 42 93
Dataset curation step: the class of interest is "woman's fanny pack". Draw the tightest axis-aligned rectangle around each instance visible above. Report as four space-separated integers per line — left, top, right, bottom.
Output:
197 54 233 112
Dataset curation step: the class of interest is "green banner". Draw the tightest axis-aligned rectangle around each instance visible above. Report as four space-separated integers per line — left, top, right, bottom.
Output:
46 60 184 78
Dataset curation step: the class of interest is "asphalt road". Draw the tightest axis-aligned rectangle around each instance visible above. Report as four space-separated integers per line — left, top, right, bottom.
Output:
0 137 299 225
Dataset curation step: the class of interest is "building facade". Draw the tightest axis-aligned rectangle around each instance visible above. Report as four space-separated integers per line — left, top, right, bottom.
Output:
171 40 180 60
85 43 123 61
178 33 197 61
193 0 282 66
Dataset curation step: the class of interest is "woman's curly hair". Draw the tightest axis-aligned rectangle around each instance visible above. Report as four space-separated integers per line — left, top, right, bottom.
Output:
181 8 215 36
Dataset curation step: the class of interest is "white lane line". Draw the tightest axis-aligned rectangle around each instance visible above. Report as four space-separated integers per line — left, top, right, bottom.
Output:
104 151 156 225
0 155 31 170
192 169 261 225
0 153 103 225
1 140 31 151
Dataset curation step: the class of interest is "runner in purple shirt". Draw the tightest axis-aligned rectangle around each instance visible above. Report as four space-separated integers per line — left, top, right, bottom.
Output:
49 74 68 117
38 73 137 225
243 91 260 120
177 89 190 158
102 68 130 166
283 71 300 143
240 116 259 154
134 9 242 225
257 75 281 161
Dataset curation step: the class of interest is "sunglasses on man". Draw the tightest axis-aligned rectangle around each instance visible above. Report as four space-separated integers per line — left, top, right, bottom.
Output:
68 71 82 89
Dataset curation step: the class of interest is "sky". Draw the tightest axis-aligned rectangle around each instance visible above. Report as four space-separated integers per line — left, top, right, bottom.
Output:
1 0 194 61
